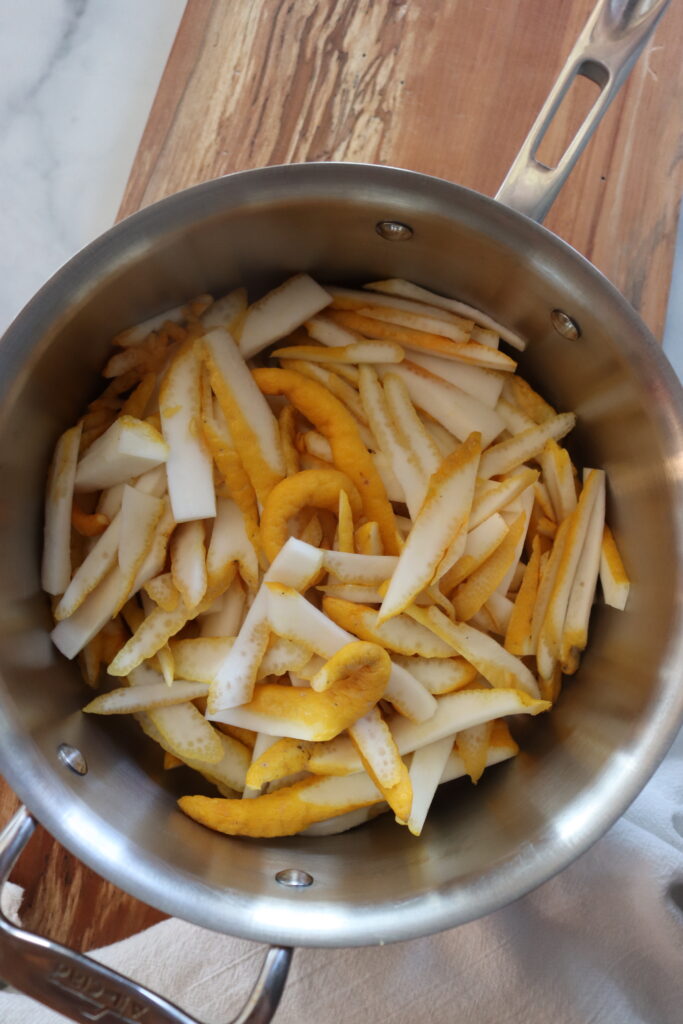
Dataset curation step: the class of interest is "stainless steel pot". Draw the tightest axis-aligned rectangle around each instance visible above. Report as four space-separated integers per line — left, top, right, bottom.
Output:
1 2 681 1022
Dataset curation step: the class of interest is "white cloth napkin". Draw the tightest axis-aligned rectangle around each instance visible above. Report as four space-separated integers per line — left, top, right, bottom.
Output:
2 727 682 1024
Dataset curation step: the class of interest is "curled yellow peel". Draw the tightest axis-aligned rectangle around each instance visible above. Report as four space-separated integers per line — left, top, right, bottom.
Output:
253 368 401 555
213 640 390 741
179 774 378 838
259 469 362 564
245 737 313 789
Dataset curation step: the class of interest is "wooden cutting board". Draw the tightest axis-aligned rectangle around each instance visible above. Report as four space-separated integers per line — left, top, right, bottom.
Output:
2 0 682 954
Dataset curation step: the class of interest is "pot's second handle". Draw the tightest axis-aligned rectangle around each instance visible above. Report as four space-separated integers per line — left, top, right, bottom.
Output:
0 807 292 1024
496 0 670 223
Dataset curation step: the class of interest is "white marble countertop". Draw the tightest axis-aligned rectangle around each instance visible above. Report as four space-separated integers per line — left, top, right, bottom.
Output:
0 0 185 334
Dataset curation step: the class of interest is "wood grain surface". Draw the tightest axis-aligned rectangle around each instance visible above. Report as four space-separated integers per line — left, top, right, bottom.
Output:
3 0 682 955
120 0 683 339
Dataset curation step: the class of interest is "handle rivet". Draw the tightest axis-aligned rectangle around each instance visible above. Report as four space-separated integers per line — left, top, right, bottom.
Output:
57 743 88 776
375 220 413 241
551 309 581 340
276 868 314 888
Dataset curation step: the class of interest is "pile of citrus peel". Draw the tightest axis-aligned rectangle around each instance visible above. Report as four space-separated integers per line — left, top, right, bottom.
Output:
42 274 630 839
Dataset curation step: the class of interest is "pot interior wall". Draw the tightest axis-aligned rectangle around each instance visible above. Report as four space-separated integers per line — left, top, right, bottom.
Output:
0 165 681 947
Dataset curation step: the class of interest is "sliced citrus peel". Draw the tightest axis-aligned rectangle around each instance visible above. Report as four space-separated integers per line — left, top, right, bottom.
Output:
382 372 441 479
137 708 249 791
335 489 355 553
439 513 509 594
42 423 83 596
407 735 454 836
280 358 370 427
201 287 247 331
168 637 232 683
46 272 629 841
208 538 324 712
407 604 540 698
301 687 547 777
245 737 313 790
208 640 390 742
203 329 286 505
207 497 259 594
378 361 505 448
54 514 121 620
478 413 576 479
600 524 630 610
537 470 604 679
83 680 209 714
170 519 208 610
253 367 401 555
259 468 362 564
452 512 527 621
328 310 515 371
355 521 383 555
503 374 556 422
144 572 180 612
273 340 404 364
278 404 300 476
562 476 606 657
456 721 494 783
323 596 453 658
200 400 260 556
178 724 519 837
358 365 427 516
238 274 331 358
363 279 527 352
159 341 215 523
199 577 246 638
469 468 539 530
391 655 477 695
265 584 436 723
71 504 109 537
349 707 412 821
378 433 481 622
505 536 543 656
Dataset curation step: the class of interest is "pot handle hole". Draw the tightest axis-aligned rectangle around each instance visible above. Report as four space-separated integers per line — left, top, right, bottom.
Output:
0 807 293 1024
496 0 671 223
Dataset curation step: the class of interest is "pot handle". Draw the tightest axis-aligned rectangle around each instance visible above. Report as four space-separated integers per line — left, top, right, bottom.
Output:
496 0 671 223
0 807 292 1024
